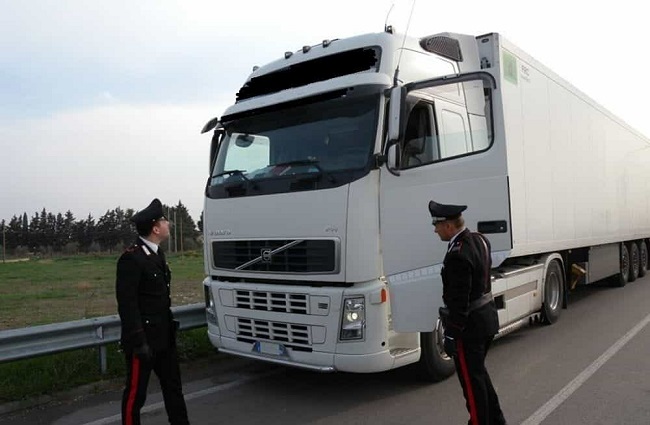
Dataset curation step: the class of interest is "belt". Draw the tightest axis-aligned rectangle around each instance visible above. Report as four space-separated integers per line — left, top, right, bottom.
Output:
468 292 493 312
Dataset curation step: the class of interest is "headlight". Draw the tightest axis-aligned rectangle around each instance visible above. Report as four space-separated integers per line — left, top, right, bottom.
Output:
204 285 218 326
340 297 365 340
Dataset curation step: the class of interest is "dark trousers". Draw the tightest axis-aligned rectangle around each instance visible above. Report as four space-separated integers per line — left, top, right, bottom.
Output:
121 346 189 425
453 337 506 425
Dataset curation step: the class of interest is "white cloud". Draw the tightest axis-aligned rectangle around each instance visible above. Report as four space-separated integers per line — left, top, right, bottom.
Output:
0 100 228 222
0 0 392 72
99 92 117 103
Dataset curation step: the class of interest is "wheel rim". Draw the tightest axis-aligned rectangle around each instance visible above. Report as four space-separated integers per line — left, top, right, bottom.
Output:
622 247 629 279
547 270 561 310
434 319 451 360
641 244 648 271
631 246 639 276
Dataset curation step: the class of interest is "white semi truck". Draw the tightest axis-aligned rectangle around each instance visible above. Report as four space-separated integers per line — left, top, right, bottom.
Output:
201 28 650 380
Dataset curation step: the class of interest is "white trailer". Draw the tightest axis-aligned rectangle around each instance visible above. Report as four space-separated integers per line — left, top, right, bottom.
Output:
201 28 650 380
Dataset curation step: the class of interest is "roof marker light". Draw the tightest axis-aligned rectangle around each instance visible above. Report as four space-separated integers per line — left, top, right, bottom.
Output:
284 51 293 59
302 45 311 53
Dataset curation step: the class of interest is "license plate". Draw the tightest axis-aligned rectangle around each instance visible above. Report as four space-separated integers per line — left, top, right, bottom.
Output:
253 341 286 356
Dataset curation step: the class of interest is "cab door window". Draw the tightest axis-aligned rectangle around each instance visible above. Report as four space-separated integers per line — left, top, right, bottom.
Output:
399 78 492 168
401 101 438 169
438 107 470 158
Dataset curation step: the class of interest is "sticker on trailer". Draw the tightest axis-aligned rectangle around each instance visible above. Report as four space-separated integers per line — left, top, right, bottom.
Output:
503 50 518 85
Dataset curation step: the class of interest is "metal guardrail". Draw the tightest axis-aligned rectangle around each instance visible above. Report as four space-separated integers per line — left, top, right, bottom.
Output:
0 303 206 372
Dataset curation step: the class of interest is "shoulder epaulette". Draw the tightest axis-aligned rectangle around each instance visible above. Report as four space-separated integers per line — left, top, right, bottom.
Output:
449 241 462 253
140 244 152 256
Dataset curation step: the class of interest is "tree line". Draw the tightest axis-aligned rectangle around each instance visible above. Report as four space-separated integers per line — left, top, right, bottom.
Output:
0 201 203 257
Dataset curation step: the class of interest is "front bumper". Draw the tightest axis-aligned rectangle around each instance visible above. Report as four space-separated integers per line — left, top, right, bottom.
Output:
208 328 399 373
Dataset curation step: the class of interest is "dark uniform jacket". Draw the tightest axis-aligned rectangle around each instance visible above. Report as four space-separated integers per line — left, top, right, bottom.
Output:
116 238 175 351
442 229 499 340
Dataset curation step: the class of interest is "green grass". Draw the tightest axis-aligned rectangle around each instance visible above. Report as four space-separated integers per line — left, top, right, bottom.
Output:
0 328 216 402
0 252 206 330
0 251 213 402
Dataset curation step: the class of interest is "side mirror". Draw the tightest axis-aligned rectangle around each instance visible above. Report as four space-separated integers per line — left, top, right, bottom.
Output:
387 86 405 143
201 116 220 134
209 127 224 175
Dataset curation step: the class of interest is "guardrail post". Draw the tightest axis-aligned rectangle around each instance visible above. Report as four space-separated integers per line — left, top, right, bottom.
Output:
99 346 107 374
97 325 107 374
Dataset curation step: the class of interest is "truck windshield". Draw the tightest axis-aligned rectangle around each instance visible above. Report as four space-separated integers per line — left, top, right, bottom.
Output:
208 91 380 198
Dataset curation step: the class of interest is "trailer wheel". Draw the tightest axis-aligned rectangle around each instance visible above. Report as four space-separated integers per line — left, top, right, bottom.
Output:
638 241 648 278
541 260 564 325
417 318 455 382
612 243 629 287
628 242 639 282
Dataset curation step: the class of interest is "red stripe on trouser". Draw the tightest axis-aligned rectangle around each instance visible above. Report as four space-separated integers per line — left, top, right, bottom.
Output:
457 340 479 425
125 356 141 425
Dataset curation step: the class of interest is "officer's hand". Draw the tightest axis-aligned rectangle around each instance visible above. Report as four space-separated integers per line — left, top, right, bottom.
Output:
443 335 457 357
134 342 152 361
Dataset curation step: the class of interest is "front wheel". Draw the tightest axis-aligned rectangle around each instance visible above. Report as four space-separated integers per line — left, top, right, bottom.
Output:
541 260 564 325
417 318 455 382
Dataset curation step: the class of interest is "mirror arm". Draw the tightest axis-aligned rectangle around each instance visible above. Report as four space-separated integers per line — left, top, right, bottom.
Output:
374 153 387 169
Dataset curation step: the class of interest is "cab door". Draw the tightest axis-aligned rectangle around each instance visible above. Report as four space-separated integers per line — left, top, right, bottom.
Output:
379 73 511 332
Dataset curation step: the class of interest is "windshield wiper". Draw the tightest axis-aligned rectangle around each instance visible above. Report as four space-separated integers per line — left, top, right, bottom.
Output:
212 169 253 183
211 169 258 191
273 159 319 168
272 160 336 183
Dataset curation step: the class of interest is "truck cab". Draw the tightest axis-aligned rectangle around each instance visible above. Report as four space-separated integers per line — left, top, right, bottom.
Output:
201 29 510 380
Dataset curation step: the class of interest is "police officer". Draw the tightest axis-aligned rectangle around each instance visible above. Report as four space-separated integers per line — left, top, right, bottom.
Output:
429 200 507 425
116 198 190 425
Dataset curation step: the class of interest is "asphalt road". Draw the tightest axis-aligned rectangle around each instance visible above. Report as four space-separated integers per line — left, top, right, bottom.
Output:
3 274 650 425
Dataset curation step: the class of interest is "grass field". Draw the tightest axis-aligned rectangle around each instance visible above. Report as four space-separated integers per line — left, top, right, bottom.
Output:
0 251 206 330
0 251 212 402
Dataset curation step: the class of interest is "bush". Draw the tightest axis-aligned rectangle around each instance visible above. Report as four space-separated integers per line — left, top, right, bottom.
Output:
183 238 199 251
14 245 29 257
63 242 79 255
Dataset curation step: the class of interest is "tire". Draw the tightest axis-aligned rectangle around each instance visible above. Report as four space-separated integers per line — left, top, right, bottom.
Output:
541 260 564 325
611 243 629 287
417 318 455 382
639 241 648 278
628 242 639 283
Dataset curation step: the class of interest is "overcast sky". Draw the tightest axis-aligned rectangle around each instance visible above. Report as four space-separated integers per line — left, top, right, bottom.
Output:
1 0 649 223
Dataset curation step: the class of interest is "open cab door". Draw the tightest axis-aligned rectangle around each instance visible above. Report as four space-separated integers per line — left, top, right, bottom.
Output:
380 72 507 332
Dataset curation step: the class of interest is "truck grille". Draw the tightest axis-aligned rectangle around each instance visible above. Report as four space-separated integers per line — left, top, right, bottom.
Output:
212 239 337 273
235 290 309 314
236 318 311 347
